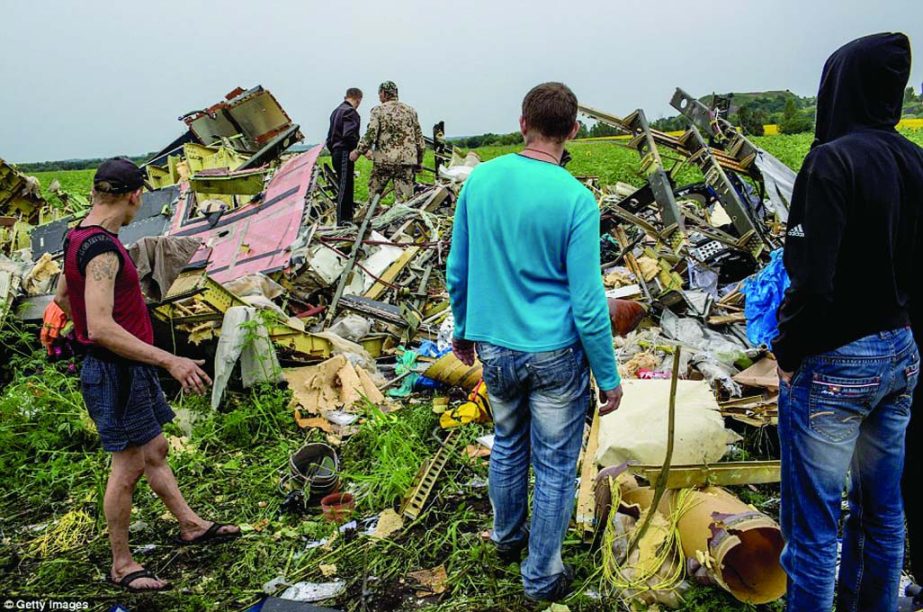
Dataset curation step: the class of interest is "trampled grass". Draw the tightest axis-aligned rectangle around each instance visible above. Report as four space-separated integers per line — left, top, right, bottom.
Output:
0 316 779 611
6 129 923 609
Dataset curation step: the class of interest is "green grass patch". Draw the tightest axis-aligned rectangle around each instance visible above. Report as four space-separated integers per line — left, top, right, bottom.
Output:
22 128 923 209
32 168 95 203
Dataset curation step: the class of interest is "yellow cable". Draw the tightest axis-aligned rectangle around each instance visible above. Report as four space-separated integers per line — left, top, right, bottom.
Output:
600 482 702 597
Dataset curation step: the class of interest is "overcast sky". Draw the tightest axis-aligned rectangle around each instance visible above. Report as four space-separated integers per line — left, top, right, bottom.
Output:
1 0 921 163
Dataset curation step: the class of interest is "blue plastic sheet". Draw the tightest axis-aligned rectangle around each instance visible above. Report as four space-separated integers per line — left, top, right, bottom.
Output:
417 340 449 359
741 249 790 348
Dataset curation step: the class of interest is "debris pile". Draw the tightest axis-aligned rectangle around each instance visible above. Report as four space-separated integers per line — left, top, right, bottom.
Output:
0 84 803 608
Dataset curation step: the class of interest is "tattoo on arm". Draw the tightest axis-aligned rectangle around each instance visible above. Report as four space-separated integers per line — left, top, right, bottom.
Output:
87 252 119 282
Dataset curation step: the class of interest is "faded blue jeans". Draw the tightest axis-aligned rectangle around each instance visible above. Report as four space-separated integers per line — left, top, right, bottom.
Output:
477 341 590 598
779 328 918 612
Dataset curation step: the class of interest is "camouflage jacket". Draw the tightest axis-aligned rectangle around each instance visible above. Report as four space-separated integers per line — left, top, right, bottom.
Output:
356 100 425 166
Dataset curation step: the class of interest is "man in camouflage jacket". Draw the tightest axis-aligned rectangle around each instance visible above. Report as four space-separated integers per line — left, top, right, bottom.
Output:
351 81 425 202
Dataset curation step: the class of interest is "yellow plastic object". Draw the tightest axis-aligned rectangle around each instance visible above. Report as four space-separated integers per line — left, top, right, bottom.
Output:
671 486 786 604
439 381 492 429
617 480 786 605
423 353 482 391
188 170 265 195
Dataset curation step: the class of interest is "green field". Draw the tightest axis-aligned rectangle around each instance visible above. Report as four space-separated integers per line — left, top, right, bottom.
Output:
4 130 923 611
28 129 923 205
32 168 95 202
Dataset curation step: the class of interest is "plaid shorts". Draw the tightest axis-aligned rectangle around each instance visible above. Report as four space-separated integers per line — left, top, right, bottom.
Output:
80 354 175 452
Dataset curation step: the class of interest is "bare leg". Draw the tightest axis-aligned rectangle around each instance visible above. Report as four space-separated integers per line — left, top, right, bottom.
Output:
106 447 168 590
141 434 239 540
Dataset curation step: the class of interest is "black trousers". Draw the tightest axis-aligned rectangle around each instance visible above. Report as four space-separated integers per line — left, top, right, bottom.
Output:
906 376 922 580
331 148 355 225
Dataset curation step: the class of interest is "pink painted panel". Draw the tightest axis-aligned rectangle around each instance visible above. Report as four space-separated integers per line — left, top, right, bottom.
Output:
168 144 322 283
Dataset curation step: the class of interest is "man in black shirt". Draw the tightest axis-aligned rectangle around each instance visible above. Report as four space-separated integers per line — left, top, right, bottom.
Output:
774 33 923 612
326 87 362 225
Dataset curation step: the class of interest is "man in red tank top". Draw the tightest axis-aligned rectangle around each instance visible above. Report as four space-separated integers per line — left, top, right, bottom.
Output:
54 158 239 592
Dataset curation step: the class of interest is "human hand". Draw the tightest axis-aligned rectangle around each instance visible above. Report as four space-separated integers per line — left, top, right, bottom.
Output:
598 385 623 416
777 367 794 385
452 338 476 366
167 356 212 395
349 150 359 163
364 150 372 160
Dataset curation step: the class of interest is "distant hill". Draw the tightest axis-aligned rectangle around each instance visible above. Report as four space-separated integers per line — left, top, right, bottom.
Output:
702 90 815 115
651 87 923 135
649 90 816 133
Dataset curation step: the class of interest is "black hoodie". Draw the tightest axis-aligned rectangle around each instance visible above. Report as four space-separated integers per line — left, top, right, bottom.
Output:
774 32 923 372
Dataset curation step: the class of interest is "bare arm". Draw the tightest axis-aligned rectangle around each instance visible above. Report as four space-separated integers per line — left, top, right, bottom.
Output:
84 252 211 394
53 274 71 318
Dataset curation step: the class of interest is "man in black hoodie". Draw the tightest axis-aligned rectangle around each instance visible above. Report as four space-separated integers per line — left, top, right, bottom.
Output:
774 33 923 612
326 88 362 225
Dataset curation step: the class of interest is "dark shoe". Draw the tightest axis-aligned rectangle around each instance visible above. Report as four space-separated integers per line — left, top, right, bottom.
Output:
524 565 574 603
174 521 241 546
107 568 172 593
496 534 529 564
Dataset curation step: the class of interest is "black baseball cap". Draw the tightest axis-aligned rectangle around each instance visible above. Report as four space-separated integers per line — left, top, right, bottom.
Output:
93 157 151 194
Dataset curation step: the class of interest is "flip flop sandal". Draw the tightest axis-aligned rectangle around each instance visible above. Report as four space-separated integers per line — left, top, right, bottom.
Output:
107 568 172 593
174 521 241 546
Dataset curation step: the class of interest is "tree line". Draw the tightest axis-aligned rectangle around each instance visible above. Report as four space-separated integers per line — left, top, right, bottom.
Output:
17 152 158 173
455 88 923 145
15 89 923 170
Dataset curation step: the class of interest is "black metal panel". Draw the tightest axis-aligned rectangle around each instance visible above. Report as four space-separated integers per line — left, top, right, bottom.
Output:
30 186 179 260
118 215 172 247
137 185 180 217
30 217 72 258
117 186 179 247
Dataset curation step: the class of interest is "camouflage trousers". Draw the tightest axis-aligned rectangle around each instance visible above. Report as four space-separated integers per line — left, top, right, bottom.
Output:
368 164 416 202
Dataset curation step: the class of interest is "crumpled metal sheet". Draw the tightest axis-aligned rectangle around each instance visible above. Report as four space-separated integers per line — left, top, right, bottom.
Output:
173 146 322 283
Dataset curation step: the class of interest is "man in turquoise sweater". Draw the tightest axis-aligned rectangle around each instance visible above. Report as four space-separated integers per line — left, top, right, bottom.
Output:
447 82 622 602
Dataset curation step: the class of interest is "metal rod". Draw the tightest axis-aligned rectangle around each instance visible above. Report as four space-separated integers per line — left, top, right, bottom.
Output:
324 194 381 326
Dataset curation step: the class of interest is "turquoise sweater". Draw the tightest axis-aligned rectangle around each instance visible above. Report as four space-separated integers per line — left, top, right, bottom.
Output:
446 154 620 390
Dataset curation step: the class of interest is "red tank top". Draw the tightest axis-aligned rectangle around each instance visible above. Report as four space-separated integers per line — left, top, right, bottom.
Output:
63 225 154 346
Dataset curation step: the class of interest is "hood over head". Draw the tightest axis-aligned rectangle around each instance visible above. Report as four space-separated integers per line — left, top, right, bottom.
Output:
813 32 911 146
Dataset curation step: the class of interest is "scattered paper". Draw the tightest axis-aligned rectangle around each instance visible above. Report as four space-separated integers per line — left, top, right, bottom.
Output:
280 580 345 602
605 284 642 299
372 508 404 540
294 416 335 433
285 355 385 430
325 410 360 426
408 565 448 597
319 564 337 577
464 445 491 459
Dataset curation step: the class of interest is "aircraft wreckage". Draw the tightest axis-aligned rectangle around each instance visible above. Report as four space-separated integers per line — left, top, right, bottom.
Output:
0 85 801 605
1 84 795 367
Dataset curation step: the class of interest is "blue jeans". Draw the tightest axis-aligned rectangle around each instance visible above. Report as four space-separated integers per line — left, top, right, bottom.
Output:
778 328 918 612
477 341 590 598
